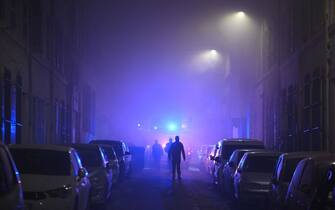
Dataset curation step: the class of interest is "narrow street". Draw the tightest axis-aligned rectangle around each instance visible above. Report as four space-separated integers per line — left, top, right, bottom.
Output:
108 165 232 210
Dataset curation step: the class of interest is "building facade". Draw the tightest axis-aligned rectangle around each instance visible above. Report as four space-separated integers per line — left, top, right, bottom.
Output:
0 0 95 144
255 0 335 152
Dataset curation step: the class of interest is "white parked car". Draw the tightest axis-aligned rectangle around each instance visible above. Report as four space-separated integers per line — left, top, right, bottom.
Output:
0 144 24 210
233 151 281 207
71 144 113 205
10 144 91 210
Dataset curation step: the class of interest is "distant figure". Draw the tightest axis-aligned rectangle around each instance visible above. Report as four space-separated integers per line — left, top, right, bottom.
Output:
165 138 173 171
168 136 186 180
165 138 173 154
152 140 163 170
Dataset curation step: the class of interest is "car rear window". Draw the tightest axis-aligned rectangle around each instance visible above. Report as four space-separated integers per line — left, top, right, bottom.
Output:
222 144 264 160
75 148 104 172
282 158 304 182
244 155 278 173
11 149 71 176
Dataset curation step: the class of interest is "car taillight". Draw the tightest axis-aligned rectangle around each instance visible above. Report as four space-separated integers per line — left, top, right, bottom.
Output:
46 184 72 199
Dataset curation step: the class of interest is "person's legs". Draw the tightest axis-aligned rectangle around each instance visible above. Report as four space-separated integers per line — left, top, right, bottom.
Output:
177 160 181 179
172 160 176 179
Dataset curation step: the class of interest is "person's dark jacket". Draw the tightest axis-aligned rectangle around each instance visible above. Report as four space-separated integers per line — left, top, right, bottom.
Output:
168 142 185 161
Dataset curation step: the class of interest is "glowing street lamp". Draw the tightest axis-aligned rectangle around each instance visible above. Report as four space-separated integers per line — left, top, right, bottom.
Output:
236 11 246 19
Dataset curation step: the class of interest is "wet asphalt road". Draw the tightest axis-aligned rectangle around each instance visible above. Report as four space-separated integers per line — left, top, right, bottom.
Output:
104 166 233 210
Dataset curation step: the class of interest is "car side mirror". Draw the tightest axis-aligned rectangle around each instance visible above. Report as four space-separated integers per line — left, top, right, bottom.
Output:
78 168 88 179
228 161 235 168
214 156 221 162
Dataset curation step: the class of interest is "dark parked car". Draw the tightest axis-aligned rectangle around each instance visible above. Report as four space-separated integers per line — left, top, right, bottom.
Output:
233 151 281 207
71 144 113 206
90 140 132 179
270 152 327 210
99 144 120 184
0 144 24 210
221 149 265 195
285 155 335 210
211 139 264 186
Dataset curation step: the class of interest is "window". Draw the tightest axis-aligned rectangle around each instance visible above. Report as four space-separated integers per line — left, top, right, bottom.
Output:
15 75 22 144
74 147 103 172
30 0 43 53
11 149 71 176
9 0 16 29
32 97 46 144
0 0 5 20
244 156 278 173
4 70 11 144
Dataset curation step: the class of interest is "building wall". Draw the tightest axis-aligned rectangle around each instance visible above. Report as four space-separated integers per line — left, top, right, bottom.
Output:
0 0 95 144
257 0 333 152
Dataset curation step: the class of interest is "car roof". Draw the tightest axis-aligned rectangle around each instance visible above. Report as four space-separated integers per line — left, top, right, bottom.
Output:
233 148 267 153
308 155 335 165
280 152 329 160
218 139 264 146
9 144 73 152
245 151 281 157
70 144 101 150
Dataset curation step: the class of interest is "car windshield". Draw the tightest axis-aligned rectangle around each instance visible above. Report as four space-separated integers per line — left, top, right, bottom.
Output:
75 148 103 172
282 158 304 182
101 146 116 160
10 149 71 176
244 155 278 173
222 144 264 160
109 143 123 157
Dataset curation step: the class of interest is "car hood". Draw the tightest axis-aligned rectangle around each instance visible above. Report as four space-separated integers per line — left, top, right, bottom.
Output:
243 172 272 185
21 174 74 192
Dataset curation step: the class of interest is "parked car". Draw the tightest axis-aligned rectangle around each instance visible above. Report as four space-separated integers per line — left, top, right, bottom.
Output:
70 144 113 205
270 152 327 210
212 139 264 185
98 144 120 184
205 145 216 175
90 140 132 179
199 145 215 171
285 155 335 210
233 151 281 207
0 144 24 210
10 144 91 210
221 149 265 195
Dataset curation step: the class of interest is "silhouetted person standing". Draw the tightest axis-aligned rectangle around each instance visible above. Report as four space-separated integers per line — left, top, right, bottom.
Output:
165 138 173 171
169 136 185 180
152 140 163 170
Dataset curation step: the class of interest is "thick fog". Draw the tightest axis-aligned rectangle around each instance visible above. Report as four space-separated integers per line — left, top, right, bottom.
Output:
80 1 260 146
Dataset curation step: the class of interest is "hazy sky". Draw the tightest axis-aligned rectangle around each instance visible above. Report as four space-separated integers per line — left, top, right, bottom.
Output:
82 0 258 145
